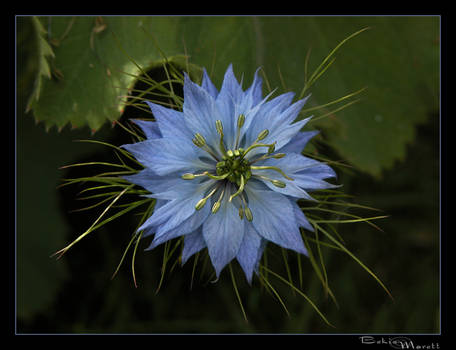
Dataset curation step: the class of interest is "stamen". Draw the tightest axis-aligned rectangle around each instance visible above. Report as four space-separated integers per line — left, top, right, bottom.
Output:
238 206 244 220
250 165 294 181
254 174 288 188
215 120 227 156
242 142 276 158
182 172 229 181
195 185 219 211
212 186 226 214
192 132 220 161
249 153 286 164
182 173 196 180
244 207 253 222
192 133 206 147
234 114 245 149
229 174 245 202
240 194 253 222
257 129 269 141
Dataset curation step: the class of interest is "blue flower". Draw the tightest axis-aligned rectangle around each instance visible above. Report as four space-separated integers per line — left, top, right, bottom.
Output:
121 65 337 283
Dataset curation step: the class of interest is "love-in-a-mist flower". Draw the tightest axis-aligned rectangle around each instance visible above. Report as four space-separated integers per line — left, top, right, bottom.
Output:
121 65 337 283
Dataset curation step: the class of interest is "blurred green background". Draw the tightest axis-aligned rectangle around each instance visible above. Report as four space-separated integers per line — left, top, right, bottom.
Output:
16 16 439 333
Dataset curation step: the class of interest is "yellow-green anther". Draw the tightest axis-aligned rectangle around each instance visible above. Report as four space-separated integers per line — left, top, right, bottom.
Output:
211 186 225 214
250 165 294 181
271 179 286 188
216 120 223 135
195 198 207 210
272 153 286 159
229 175 245 202
193 133 206 147
257 129 269 141
182 173 196 180
237 114 245 128
226 149 234 158
233 149 241 157
242 142 276 157
212 201 221 214
244 207 253 221
238 206 244 220
267 142 276 154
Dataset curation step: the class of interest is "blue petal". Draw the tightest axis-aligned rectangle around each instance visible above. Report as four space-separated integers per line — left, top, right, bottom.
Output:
214 65 244 148
138 179 214 233
243 67 263 107
146 202 210 250
183 74 224 152
236 223 265 284
122 168 186 196
202 68 219 99
202 183 246 277
264 152 336 178
291 200 314 234
280 130 319 154
131 119 162 140
123 137 212 176
243 91 295 146
244 185 306 254
139 199 166 238
253 152 336 197
145 101 193 140
181 228 207 265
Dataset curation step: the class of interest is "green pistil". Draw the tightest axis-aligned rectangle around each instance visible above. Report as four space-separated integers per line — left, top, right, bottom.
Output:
216 151 251 186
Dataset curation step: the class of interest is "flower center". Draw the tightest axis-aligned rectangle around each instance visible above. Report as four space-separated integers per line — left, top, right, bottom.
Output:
216 149 251 186
182 115 294 221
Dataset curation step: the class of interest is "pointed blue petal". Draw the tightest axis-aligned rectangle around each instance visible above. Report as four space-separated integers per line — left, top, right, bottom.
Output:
145 101 193 140
291 200 314 234
138 179 214 233
146 203 210 250
244 186 306 254
122 137 212 176
202 68 219 99
183 73 223 151
181 228 207 265
280 130 319 154
202 184 246 277
236 223 265 284
243 67 263 106
131 119 162 140
122 168 186 196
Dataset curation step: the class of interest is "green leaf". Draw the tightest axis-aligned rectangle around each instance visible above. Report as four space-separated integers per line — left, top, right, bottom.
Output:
30 16 201 131
250 17 439 176
25 16 55 113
